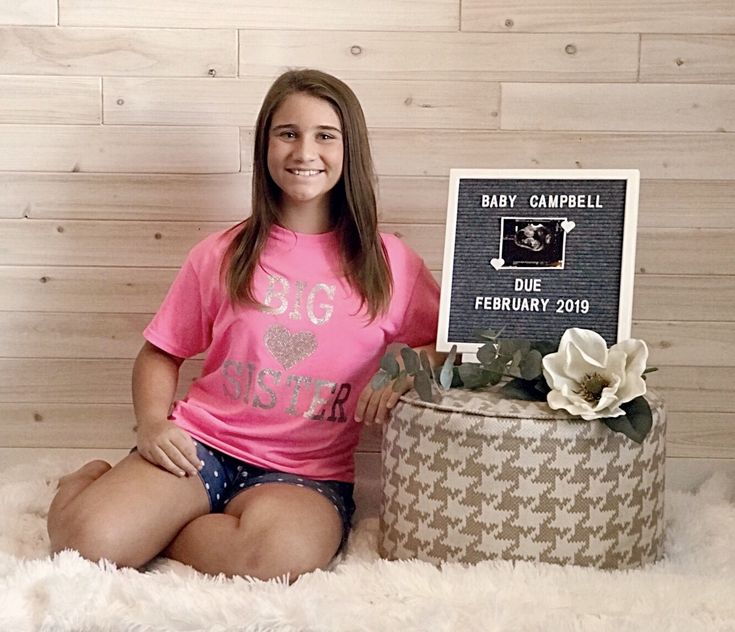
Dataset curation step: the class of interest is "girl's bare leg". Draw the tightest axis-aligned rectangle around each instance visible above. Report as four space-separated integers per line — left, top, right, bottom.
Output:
48 460 113 523
164 483 343 581
47 451 209 568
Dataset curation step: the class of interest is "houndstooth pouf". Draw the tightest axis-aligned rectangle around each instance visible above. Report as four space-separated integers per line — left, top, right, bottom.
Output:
379 386 666 570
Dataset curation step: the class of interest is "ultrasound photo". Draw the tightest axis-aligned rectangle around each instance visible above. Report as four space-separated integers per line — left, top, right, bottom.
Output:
499 218 566 269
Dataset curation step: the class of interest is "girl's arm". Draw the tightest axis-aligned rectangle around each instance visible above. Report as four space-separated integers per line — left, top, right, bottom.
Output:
132 341 202 477
354 343 447 426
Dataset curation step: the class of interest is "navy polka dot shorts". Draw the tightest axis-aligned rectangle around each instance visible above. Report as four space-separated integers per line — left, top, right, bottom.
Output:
193 440 356 552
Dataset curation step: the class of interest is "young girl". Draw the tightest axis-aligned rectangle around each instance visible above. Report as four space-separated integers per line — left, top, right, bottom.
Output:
47 69 441 581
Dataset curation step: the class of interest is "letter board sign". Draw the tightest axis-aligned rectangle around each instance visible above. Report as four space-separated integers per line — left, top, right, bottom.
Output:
437 169 640 353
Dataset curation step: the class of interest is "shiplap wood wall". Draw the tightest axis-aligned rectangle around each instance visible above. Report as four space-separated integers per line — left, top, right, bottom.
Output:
1 1 734 486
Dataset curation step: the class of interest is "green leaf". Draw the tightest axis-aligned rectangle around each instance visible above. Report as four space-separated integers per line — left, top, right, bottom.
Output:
499 338 531 356
380 353 400 378
493 355 513 375
506 349 524 377
532 340 557 357
534 376 552 396
603 396 653 443
439 345 457 390
419 350 432 374
370 369 391 390
519 349 543 380
400 346 420 375
473 327 504 341
501 378 547 401
476 342 498 366
392 370 409 393
484 368 504 386
414 370 434 402
458 363 486 389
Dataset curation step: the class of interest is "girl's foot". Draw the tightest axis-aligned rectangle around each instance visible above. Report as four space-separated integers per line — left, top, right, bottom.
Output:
57 459 112 489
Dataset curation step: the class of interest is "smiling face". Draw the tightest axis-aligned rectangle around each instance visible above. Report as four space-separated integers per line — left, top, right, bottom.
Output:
266 92 344 232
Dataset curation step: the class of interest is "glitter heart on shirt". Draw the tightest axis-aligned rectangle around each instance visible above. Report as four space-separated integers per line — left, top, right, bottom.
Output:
264 325 318 369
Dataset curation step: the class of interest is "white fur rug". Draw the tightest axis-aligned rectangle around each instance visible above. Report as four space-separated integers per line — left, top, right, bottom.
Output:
1 458 734 632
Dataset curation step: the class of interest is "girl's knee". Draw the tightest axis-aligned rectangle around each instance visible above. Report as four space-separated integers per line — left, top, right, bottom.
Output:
49 507 144 568
233 525 338 581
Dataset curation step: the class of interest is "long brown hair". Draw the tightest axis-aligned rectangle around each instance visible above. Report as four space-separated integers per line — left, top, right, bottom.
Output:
222 69 392 320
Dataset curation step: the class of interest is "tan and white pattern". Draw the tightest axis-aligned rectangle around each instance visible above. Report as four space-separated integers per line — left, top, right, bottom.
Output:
379 387 666 570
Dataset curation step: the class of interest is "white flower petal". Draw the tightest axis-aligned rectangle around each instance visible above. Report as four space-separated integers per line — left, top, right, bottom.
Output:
563 328 609 367
595 386 621 412
606 349 627 379
578 404 625 421
615 374 647 405
547 391 593 417
613 338 649 379
566 344 601 380
542 351 569 389
608 347 646 404
546 389 571 411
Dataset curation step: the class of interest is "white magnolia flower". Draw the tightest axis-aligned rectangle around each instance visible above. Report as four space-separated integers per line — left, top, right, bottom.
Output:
542 328 648 421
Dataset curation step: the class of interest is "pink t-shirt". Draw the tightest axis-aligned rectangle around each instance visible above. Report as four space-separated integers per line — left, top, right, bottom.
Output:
143 223 439 482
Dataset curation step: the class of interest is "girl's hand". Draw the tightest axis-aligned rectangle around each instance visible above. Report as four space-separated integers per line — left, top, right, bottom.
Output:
354 374 414 426
136 419 202 478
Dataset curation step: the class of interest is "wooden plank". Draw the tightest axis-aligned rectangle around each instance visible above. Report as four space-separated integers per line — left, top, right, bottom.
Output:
376 176 449 224
239 31 638 82
633 275 735 322
667 413 735 459
40 403 728 460
646 367 732 413
632 321 735 368
3 266 732 324
0 27 236 77
666 458 735 492
0 1 56 25
0 358 202 403
2 312 731 366
6 174 727 228
635 229 735 276
0 173 250 221
0 448 129 469
104 77 267 127
0 404 134 448
639 180 735 229
104 77 500 129
0 125 239 173
501 83 735 132
0 312 151 359
0 220 228 266
4 409 735 458
242 128 735 180
358 80 500 130
0 76 99 124
641 35 735 84
3 219 732 275
0 220 437 267
461 1 735 34
0 266 175 313
0 402 382 452
59 0 458 31
0 361 731 418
